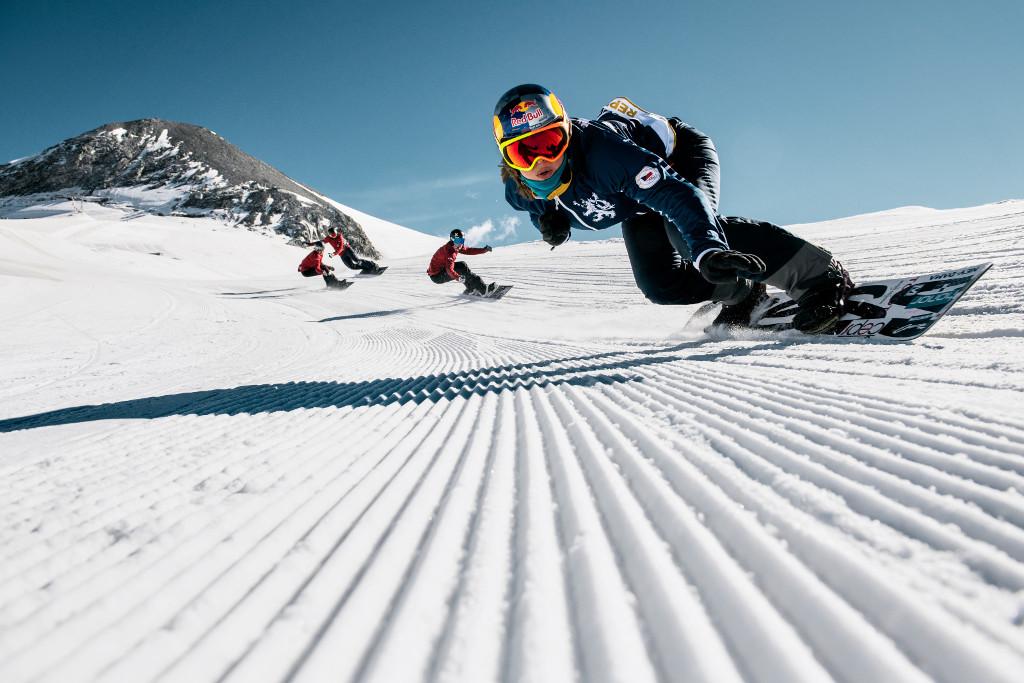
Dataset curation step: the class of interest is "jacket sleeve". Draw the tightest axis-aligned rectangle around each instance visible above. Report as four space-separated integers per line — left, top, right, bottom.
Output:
461 247 488 256
446 251 460 280
595 135 728 266
667 120 721 214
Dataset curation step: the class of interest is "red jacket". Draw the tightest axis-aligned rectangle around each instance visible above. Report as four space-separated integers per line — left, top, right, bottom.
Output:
306 233 347 255
298 249 326 273
322 233 347 255
427 242 488 279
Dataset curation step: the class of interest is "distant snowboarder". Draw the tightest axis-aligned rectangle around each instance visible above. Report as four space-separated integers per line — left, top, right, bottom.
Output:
306 225 385 275
298 244 350 289
427 229 499 296
493 84 855 333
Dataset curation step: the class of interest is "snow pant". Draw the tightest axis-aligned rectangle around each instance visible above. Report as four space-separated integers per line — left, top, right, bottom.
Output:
338 247 378 272
428 261 486 295
622 118 839 305
300 267 339 286
622 214 835 305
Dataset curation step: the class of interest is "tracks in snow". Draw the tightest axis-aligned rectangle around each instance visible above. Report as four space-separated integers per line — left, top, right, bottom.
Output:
2 337 1023 683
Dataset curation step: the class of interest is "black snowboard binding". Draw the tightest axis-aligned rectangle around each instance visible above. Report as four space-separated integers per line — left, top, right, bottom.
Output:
792 260 854 334
461 272 488 296
709 281 768 329
323 272 351 290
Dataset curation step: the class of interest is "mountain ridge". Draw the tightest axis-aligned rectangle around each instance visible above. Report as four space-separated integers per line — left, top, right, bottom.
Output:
0 118 386 258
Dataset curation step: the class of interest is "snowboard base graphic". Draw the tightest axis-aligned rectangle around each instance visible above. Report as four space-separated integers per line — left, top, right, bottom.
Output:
700 262 991 341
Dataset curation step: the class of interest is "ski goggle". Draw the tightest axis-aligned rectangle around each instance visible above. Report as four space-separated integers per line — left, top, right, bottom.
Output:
498 122 569 172
453 236 465 245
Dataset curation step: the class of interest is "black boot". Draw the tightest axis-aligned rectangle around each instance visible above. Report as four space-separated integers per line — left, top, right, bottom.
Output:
710 281 767 328
462 272 487 295
792 260 854 333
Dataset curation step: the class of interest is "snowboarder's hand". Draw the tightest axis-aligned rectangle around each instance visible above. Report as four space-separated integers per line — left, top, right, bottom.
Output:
484 245 493 252
539 210 571 249
698 250 767 283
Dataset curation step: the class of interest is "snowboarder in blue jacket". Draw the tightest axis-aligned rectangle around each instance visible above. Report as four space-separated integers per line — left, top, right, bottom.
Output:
494 84 853 333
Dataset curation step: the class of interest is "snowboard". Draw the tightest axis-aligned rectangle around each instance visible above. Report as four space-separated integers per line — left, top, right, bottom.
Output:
357 266 388 276
462 284 513 300
700 262 991 341
325 279 353 291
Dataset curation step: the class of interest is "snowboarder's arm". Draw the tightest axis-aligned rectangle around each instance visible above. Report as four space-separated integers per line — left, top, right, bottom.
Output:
598 137 728 266
446 252 460 280
461 247 489 256
668 120 721 213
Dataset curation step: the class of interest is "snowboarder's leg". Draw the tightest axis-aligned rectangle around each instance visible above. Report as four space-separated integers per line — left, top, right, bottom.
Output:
429 272 452 285
623 214 747 305
720 216 853 332
454 262 487 295
339 248 379 273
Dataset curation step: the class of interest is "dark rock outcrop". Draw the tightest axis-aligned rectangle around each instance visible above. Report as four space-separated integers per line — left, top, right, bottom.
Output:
0 119 379 257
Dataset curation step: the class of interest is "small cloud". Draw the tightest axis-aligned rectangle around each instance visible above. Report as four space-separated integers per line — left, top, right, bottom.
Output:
464 215 520 245
465 191 480 200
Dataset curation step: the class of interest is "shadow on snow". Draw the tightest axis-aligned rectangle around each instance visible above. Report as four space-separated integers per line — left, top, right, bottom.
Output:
0 340 793 433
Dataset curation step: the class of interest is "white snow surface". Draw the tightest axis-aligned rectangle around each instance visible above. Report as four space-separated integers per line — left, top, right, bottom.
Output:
1 198 1023 683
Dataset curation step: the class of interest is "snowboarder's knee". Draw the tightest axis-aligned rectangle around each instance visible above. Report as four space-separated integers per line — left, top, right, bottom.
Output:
642 290 678 305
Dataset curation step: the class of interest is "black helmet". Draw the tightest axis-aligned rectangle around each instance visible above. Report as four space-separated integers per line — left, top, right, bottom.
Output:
325 224 339 234
450 229 464 241
492 84 568 146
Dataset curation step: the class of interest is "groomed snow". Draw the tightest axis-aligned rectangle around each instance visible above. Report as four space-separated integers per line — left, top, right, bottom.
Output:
1 199 1023 683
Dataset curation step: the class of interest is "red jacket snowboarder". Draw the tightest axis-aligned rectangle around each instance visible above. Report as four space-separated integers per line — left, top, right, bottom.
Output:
427 229 494 295
298 245 346 288
306 225 384 275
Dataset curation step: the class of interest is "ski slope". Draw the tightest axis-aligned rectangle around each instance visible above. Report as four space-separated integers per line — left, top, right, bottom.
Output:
1 198 1023 683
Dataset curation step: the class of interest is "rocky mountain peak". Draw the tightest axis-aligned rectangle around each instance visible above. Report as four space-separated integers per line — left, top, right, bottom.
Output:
0 119 380 257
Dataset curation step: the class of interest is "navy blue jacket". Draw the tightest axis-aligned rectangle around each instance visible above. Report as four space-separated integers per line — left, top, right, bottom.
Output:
503 117 728 263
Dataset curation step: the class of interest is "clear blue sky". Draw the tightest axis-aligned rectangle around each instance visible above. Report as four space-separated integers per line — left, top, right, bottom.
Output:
2 0 1022 243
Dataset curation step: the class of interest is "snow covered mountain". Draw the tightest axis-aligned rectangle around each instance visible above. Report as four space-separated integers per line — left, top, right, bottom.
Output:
1 197 1023 682
0 119 436 259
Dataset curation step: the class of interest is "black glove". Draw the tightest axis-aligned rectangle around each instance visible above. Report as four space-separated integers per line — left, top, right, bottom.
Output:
698 250 767 283
538 210 571 248
484 245 493 252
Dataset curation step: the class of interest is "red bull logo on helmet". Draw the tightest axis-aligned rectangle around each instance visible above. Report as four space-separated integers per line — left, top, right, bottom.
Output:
509 100 547 128
511 100 536 114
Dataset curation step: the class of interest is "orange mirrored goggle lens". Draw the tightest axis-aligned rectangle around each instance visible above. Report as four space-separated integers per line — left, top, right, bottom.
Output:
501 126 568 171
